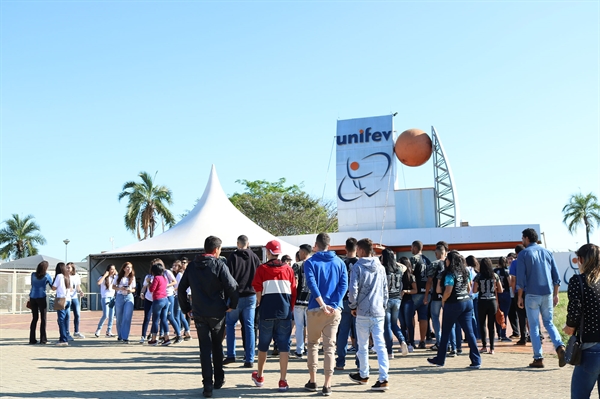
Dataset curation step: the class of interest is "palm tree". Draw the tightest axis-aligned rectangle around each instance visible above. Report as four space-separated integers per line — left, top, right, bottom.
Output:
118 171 176 240
0 214 47 260
562 192 600 244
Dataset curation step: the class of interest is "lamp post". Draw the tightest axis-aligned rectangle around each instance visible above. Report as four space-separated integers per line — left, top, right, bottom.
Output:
63 239 70 262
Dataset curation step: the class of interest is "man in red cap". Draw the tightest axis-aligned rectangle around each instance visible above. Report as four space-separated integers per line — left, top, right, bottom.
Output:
251 240 297 392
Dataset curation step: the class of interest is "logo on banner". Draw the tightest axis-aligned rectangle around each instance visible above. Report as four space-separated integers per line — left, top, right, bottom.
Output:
336 127 392 146
337 152 392 202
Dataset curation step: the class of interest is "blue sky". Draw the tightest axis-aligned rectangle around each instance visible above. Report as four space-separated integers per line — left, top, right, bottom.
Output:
1 1 599 262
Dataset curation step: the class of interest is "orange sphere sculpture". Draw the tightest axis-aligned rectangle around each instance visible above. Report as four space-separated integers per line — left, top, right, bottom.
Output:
394 129 433 167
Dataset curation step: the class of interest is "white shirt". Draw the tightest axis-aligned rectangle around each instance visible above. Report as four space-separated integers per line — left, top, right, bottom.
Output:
142 274 153 302
53 274 73 299
114 276 136 295
164 270 176 297
70 274 81 299
98 275 115 298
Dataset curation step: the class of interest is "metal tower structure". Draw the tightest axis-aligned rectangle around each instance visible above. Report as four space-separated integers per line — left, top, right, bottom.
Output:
432 127 460 227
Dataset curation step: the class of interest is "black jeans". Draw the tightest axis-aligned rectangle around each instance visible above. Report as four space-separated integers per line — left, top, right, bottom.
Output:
509 296 520 336
478 299 497 350
194 315 226 390
30 297 48 343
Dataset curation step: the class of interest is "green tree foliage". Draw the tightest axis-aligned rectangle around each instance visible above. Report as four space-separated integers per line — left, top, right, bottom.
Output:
118 171 175 240
229 178 338 236
0 214 47 260
562 192 600 244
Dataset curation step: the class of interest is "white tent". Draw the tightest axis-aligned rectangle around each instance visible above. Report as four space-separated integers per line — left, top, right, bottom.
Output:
97 165 297 257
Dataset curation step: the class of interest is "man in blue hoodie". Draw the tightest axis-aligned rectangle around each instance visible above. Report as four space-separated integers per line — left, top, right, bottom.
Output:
347 238 390 391
303 232 348 396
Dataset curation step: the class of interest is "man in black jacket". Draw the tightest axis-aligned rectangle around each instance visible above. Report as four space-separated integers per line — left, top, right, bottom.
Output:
224 234 261 367
178 236 239 398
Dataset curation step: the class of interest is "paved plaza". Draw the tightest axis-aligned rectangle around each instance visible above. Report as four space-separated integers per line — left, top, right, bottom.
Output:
0 311 594 399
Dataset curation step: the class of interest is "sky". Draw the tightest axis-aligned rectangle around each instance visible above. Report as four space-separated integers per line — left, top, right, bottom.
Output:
1 0 599 263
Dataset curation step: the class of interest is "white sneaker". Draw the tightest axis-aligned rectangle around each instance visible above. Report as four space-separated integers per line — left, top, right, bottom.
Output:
56 341 68 346
388 353 394 359
139 336 145 344
74 332 85 339
400 341 409 356
94 330 101 338
407 344 414 353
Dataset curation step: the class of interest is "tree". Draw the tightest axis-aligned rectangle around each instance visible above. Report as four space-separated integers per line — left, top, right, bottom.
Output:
562 192 600 244
229 178 338 236
118 171 176 240
0 214 47 260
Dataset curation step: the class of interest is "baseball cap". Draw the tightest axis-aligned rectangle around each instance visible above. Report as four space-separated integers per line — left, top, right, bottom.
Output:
266 240 282 255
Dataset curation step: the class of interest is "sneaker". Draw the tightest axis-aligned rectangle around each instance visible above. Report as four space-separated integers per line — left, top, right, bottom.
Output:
557 345 566 367
388 352 394 359
489 350 495 355
529 358 544 368
515 340 526 346
510 333 520 339
334 366 344 370
322 386 332 396
468 364 481 369
106 333 115 338
501 337 513 342
174 336 183 344
139 336 145 344
124 339 131 344
427 358 443 367
448 350 456 357
429 344 439 351
304 380 317 392
243 361 253 368
371 380 389 391
214 379 225 389
456 350 463 356
67 335 75 342
369 347 377 354
74 332 85 339
94 330 101 338
347 346 357 353
202 388 213 398
148 339 158 346
271 349 280 356
418 341 426 350
526 335 531 342
400 341 408 356
161 339 171 346
348 372 369 384
251 371 264 387
158 337 165 344
223 357 236 365
407 344 414 353
294 352 304 359
278 380 289 392
55 341 68 346
183 332 192 341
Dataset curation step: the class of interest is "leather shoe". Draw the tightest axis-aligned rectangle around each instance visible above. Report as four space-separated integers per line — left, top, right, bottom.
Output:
556 345 566 367
214 379 225 389
529 358 544 368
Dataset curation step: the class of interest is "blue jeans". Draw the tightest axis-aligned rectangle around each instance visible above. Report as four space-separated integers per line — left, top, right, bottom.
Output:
141 298 153 337
524 294 564 359
472 296 480 339
356 315 389 381
226 295 256 363
166 295 181 336
336 299 356 367
56 300 71 343
70 296 81 333
496 291 511 338
257 318 292 353
430 300 442 345
400 298 415 346
173 295 190 333
384 298 405 354
413 293 429 320
115 293 134 340
432 300 481 366
96 296 115 334
151 297 170 335
571 343 600 399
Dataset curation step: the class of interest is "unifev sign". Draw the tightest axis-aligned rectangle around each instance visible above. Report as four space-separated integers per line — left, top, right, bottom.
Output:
336 115 396 232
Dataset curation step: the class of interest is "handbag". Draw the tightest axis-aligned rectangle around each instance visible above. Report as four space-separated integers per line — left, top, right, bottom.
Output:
54 297 66 311
108 296 116 309
26 299 31 309
565 274 585 366
495 308 506 330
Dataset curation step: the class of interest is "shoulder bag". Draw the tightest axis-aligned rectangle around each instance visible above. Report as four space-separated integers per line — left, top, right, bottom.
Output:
565 274 585 366
54 297 66 311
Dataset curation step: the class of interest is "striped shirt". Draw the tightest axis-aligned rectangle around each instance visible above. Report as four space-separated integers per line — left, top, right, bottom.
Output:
252 259 296 320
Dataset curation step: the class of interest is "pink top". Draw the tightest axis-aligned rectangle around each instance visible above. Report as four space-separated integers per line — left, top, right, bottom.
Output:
149 275 167 300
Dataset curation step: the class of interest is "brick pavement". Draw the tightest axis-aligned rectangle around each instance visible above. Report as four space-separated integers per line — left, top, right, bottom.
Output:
0 311 594 399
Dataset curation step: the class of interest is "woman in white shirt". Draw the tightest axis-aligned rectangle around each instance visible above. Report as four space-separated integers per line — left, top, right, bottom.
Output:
114 262 136 343
52 262 73 346
162 261 181 343
68 263 85 339
95 264 117 337
139 272 154 343
172 260 191 340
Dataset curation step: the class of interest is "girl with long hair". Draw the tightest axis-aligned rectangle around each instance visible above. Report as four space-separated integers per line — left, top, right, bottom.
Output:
139 268 154 343
494 256 512 342
114 262 136 343
172 260 191 341
564 243 600 398
95 264 117 337
473 258 503 354
68 263 85 339
29 261 53 344
427 250 481 368
399 256 418 352
148 260 172 346
52 262 73 346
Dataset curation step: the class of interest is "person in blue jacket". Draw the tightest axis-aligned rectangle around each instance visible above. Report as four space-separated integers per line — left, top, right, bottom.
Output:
29 261 53 344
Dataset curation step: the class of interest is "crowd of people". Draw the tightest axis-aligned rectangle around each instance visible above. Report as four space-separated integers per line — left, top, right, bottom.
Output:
27 228 600 398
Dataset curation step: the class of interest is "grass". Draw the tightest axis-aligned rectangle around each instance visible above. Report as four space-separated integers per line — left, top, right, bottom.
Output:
552 292 569 344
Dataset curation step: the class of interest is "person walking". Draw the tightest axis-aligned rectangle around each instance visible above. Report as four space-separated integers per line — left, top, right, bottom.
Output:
516 228 565 368
95 264 117 338
178 236 238 398
381 247 408 358
303 232 348 396
564 243 600 398
348 238 390 391
293 244 313 359
28 261 53 344
473 258 503 354
409 240 432 349
114 262 136 344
